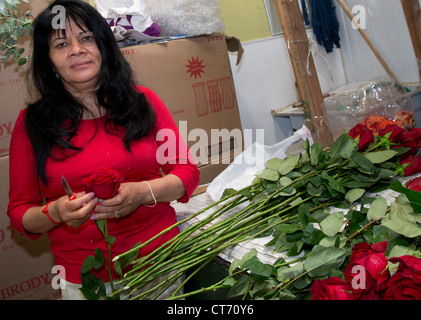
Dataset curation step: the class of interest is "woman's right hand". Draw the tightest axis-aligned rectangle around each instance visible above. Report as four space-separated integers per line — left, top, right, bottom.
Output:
51 192 98 228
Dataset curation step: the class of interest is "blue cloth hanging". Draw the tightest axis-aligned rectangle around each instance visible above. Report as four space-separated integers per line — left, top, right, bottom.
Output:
309 0 341 53
301 0 311 26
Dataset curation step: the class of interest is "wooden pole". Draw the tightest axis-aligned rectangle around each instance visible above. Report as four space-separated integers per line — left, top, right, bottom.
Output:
335 0 399 82
274 0 333 147
401 0 421 83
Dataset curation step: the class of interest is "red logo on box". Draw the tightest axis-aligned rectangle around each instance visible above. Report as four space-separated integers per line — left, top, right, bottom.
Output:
186 57 205 79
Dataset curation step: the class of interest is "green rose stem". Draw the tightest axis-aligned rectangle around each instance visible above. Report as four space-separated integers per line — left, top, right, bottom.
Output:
112 187 338 299
345 210 389 244
103 219 115 294
122 207 302 300
112 154 348 299
107 133 402 300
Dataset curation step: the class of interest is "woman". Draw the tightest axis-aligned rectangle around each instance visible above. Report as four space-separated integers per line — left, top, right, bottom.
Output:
7 0 200 299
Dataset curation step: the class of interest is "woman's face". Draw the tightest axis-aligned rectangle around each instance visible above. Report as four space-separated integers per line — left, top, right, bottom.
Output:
49 19 102 92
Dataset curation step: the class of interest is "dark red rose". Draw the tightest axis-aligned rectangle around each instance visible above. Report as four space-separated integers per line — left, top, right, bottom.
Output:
348 241 388 263
310 277 355 300
401 128 421 148
390 255 421 280
384 273 421 300
384 255 421 300
83 167 123 200
343 252 390 299
406 176 421 192
349 124 374 151
378 124 405 142
399 155 421 176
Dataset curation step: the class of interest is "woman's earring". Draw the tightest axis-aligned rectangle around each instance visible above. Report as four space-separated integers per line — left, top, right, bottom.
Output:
55 72 60 79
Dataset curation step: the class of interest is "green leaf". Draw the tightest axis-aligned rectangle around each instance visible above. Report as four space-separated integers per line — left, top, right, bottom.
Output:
365 150 398 164
17 56 27 65
80 249 105 274
81 256 96 274
240 248 258 266
367 197 388 220
114 242 140 276
310 144 323 166
352 152 376 174
95 219 106 236
307 183 324 197
105 235 116 246
80 273 107 300
345 188 365 203
302 224 325 245
381 218 421 238
328 134 351 159
278 155 299 175
298 203 319 226
256 168 279 182
266 157 283 171
242 256 274 280
80 272 100 291
221 188 237 199
389 180 421 213
339 138 355 159
227 274 250 298
320 172 345 194
319 235 347 248
229 259 240 276
304 246 348 277
277 262 305 282
274 223 301 234
320 212 344 237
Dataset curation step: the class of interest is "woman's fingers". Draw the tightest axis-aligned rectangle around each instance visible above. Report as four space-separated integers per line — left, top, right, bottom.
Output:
57 192 98 227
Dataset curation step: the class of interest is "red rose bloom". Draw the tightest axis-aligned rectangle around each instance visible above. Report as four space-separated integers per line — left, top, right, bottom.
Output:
406 176 421 192
400 128 421 153
348 241 387 262
310 277 355 300
384 255 421 300
378 124 405 142
390 255 421 280
399 155 421 176
344 243 390 299
349 124 374 151
83 167 123 200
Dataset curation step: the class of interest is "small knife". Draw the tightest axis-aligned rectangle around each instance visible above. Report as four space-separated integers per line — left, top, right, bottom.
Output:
61 175 76 200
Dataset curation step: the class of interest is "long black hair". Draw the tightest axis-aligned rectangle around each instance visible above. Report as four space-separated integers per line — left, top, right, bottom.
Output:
25 0 155 184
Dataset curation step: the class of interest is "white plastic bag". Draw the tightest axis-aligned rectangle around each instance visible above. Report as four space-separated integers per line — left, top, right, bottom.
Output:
95 0 160 42
207 126 314 202
142 0 225 36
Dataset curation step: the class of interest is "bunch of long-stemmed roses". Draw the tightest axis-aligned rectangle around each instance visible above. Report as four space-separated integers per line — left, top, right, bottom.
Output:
81 111 421 300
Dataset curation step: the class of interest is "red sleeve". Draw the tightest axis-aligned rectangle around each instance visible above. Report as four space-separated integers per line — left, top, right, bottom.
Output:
7 109 43 239
138 86 200 203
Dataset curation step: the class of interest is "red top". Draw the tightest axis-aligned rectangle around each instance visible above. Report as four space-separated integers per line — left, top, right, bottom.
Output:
7 86 200 283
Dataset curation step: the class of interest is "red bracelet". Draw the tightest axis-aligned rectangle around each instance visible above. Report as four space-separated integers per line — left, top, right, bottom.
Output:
42 201 60 225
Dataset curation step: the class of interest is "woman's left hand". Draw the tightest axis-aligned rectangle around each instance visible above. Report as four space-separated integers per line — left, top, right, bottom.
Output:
91 182 151 220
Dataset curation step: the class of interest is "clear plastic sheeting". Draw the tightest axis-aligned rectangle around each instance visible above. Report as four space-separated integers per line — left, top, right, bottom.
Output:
142 0 225 36
321 77 413 139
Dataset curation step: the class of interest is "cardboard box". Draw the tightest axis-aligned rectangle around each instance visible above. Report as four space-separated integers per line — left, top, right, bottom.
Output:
0 156 58 300
122 35 243 185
